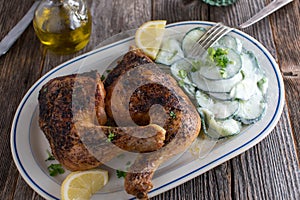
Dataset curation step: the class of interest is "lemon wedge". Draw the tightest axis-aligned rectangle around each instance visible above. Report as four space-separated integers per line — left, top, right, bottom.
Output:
61 169 108 200
135 20 167 59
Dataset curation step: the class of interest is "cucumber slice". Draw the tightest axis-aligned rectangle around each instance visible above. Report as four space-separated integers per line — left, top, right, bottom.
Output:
197 108 209 135
208 92 233 101
241 51 260 78
195 90 214 108
211 118 242 138
190 70 243 93
230 77 257 101
155 38 184 65
169 59 198 98
215 35 243 53
170 59 194 85
198 47 242 80
236 51 268 97
234 89 266 124
198 108 242 139
182 27 206 56
243 51 270 95
195 90 239 120
257 76 268 95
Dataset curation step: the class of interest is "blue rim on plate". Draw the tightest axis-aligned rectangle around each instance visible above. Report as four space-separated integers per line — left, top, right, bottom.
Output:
10 21 284 200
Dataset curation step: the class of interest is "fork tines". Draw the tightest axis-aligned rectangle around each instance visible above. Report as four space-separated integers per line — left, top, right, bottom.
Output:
190 23 233 57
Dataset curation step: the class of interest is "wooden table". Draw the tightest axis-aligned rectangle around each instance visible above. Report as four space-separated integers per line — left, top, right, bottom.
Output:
1 0 299 199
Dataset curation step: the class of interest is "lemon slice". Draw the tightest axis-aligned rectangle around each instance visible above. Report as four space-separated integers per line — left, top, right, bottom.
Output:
135 20 167 59
61 169 108 200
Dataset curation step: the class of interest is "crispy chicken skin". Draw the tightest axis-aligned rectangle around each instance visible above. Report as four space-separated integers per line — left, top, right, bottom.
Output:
104 49 201 199
38 71 166 171
39 71 106 171
104 47 154 124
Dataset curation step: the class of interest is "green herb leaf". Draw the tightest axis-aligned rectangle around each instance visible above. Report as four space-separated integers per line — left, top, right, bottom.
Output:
178 69 188 79
116 170 127 178
178 80 185 87
45 150 55 161
257 77 267 90
169 111 176 119
240 70 245 79
215 48 228 56
101 74 106 81
107 129 115 142
208 47 216 61
207 47 232 77
48 164 65 176
215 56 229 68
191 66 198 72
219 68 227 78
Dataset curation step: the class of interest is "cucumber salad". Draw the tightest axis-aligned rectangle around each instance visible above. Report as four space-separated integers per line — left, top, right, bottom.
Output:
155 27 269 139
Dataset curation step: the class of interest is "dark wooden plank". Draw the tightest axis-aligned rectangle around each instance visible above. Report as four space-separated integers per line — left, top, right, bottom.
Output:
269 0 300 74
268 0 300 160
0 0 36 38
152 0 209 23
283 77 300 160
0 162 18 200
230 107 300 200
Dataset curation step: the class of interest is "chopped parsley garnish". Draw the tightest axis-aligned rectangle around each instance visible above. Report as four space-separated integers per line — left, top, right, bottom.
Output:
116 170 127 178
45 150 55 161
169 111 176 119
101 74 106 81
178 80 185 87
257 77 267 90
48 164 65 176
191 65 198 72
178 69 188 79
107 129 115 142
106 69 111 73
208 47 233 78
216 55 230 68
219 68 227 78
240 70 245 79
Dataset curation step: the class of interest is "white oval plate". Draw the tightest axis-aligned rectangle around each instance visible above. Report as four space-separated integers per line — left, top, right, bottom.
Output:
11 21 284 200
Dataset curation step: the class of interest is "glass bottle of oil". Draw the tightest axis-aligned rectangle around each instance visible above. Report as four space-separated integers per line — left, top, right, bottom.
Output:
33 0 92 54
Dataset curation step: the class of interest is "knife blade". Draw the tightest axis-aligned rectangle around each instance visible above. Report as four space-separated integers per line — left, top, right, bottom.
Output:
239 0 294 29
0 0 41 57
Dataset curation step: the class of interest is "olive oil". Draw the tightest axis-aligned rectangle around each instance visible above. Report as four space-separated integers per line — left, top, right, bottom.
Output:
33 0 91 54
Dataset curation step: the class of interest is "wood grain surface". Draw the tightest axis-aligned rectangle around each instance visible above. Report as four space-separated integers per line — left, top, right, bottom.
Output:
0 0 299 199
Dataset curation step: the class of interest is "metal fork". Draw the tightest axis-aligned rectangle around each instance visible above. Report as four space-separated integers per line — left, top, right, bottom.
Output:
190 0 293 58
190 23 232 57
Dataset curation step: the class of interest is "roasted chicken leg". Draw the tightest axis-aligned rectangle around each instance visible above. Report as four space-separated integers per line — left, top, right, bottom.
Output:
38 71 166 171
104 48 201 199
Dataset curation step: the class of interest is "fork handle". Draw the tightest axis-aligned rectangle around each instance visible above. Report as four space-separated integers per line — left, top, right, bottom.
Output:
238 0 293 29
